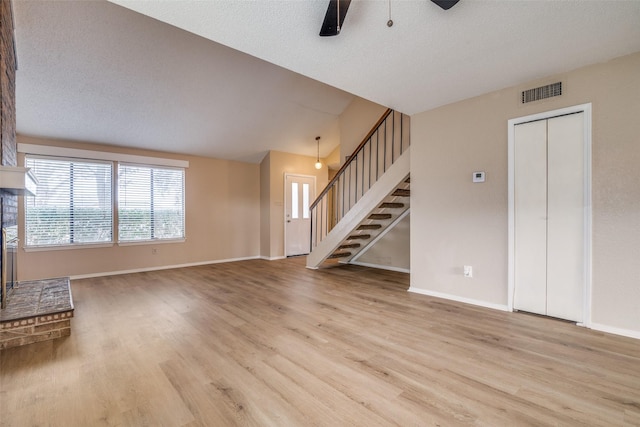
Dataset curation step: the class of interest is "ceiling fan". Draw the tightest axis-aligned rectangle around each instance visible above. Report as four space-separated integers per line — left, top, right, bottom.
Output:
320 0 460 37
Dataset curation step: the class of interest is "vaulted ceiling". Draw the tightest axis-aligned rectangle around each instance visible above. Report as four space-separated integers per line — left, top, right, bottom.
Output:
14 0 640 162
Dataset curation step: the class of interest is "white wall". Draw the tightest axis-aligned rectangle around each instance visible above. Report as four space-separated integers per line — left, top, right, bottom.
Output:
410 52 640 337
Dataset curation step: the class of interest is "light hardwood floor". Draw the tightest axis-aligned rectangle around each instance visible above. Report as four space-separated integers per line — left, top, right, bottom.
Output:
1 257 639 426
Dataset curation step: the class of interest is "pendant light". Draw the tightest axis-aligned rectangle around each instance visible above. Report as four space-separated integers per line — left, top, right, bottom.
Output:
315 136 322 169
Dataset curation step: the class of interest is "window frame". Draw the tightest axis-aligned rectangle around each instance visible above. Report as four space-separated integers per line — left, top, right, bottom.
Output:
23 154 115 250
116 162 186 244
22 150 187 250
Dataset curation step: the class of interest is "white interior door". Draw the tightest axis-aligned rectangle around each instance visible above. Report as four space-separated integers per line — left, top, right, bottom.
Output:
514 120 548 315
546 113 585 321
285 174 315 256
513 112 585 322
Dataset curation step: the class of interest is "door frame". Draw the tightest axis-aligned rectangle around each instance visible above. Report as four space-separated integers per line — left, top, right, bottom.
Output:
283 173 316 257
507 103 592 327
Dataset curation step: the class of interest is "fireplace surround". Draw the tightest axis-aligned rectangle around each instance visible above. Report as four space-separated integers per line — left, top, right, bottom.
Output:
0 277 74 350
0 0 74 350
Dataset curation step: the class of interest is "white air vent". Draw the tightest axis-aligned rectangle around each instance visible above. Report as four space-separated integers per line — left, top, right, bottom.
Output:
521 82 562 104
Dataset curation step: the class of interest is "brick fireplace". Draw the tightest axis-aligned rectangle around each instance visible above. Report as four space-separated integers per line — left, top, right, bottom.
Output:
0 0 74 350
1 0 19 295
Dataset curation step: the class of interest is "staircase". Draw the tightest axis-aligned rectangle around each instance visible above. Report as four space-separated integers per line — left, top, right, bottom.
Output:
307 109 410 269
327 177 410 262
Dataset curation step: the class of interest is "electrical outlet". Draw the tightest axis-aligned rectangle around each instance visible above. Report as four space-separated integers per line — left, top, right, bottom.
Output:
464 265 473 278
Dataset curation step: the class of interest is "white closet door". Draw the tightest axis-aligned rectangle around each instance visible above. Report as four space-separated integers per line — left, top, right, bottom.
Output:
546 113 584 322
513 120 548 315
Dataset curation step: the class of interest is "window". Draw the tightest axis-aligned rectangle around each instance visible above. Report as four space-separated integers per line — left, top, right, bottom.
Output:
291 182 299 219
302 183 310 219
118 164 185 242
25 156 113 247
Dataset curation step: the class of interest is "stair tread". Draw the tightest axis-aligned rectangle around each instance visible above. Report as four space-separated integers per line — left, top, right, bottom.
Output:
328 251 351 259
338 243 361 249
369 213 393 220
392 189 410 197
348 234 371 240
358 224 382 230
379 202 405 209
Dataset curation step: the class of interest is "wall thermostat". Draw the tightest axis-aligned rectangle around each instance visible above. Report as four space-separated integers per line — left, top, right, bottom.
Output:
473 171 485 183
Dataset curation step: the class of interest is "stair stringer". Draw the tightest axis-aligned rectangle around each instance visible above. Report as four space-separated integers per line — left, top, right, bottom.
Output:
306 147 410 269
333 180 410 263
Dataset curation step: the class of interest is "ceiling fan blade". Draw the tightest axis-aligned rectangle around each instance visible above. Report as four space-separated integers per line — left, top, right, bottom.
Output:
320 0 352 37
431 0 460 10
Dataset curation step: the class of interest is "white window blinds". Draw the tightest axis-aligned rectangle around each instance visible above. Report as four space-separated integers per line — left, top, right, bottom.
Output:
118 164 185 242
25 156 113 247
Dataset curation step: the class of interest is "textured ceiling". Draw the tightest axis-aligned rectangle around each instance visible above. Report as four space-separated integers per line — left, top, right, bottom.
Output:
15 0 640 163
14 1 354 163
110 0 640 115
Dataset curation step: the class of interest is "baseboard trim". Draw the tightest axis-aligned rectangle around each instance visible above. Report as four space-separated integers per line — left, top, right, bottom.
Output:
259 256 287 261
349 261 410 274
70 256 262 280
408 287 510 312
590 322 640 340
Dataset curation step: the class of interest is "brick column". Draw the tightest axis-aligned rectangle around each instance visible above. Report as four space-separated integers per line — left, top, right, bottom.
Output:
1 0 18 299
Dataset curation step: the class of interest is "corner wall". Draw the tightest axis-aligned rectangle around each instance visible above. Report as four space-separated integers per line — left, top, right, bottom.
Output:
259 151 271 258
410 51 640 335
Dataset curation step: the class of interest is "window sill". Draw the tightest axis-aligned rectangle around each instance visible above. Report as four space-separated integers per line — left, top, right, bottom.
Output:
24 243 114 252
117 238 186 247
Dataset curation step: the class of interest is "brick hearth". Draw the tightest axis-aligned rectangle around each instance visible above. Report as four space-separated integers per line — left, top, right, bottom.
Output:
0 278 74 350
